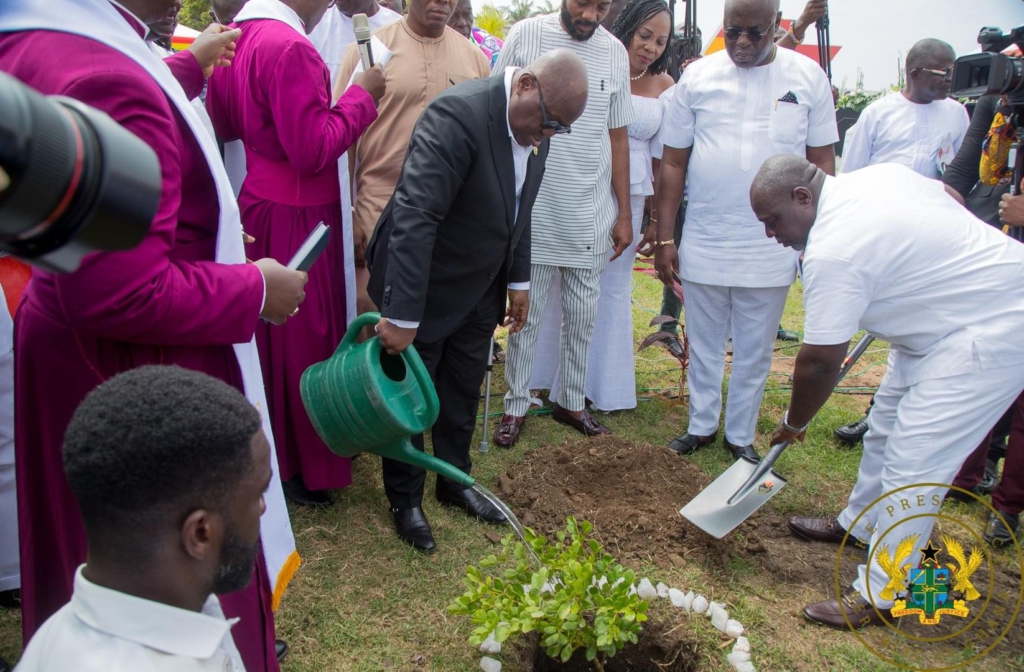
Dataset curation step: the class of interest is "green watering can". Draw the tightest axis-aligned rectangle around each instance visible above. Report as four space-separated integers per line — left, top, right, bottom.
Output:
299 312 476 488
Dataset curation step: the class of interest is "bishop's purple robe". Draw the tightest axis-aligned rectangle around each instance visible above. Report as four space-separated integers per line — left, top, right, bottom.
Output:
0 17 281 672
206 19 378 491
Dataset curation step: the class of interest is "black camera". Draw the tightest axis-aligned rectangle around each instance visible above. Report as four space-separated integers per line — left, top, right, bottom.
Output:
950 26 1024 103
0 71 160 273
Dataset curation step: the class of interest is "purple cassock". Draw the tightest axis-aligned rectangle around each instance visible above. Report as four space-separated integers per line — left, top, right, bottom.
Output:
206 18 378 492
0 15 282 672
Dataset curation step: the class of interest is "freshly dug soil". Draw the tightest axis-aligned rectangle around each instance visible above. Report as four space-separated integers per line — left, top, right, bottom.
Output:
497 437 766 567
528 616 698 672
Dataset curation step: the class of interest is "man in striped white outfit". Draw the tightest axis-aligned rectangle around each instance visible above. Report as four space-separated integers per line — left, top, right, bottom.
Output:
492 0 635 447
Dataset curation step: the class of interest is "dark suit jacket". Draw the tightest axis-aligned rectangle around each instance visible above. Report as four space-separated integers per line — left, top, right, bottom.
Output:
366 75 549 343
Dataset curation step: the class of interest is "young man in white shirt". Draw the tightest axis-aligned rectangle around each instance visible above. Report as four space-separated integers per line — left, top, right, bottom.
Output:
653 0 838 463
751 154 1024 630
17 366 274 671
832 38 969 446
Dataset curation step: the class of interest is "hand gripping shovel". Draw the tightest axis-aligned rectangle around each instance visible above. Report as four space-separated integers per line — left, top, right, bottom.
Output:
679 334 876 538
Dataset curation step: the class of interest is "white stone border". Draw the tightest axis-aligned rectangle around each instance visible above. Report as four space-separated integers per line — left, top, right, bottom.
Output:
477 576 758 671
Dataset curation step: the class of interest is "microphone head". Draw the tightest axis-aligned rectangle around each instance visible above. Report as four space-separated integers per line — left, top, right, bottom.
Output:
353 13 371 41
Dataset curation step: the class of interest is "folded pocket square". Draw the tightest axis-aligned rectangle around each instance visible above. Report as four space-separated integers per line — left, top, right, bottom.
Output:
778 91 799 104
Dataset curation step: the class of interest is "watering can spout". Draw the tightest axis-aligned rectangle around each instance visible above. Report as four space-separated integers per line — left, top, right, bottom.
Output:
300 312 474 487
391 438 476 488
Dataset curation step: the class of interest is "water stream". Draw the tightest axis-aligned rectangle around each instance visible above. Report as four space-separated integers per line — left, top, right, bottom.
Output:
472 482 543 566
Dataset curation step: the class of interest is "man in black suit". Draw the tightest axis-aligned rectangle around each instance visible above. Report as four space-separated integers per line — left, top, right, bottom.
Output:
367 49 589 553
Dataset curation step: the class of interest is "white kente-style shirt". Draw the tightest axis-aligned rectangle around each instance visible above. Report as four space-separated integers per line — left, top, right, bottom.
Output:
840 92 969 178
661 48 838 288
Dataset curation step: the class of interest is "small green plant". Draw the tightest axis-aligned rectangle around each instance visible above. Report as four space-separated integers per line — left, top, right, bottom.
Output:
450 517 648 671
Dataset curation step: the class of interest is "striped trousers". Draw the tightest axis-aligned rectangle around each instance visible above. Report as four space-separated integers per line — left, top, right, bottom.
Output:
504 260 607 416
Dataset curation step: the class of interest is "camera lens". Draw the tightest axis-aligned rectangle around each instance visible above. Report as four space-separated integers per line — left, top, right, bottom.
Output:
0 72 160 273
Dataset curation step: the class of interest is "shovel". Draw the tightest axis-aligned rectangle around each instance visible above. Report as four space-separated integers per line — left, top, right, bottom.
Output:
479 336 495 453
679 333 876 538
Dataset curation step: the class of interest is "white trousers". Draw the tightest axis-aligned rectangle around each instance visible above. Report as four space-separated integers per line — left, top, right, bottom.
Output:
527 196 643 411
682 281 789 445
0 327 16 592
837 358 1024 607
504 259 607 416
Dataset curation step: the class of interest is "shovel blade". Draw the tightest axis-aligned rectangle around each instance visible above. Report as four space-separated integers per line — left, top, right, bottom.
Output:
679 457 787 538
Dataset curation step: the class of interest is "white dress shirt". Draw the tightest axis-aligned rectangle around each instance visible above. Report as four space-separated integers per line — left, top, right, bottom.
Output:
802 164 1024 387
17 566 245 671
662 48 838 288
840 92 969 178
385 67 532 329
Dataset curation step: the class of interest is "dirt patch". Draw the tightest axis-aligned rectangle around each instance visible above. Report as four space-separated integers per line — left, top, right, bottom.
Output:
498 437 767 568
522 616 699 672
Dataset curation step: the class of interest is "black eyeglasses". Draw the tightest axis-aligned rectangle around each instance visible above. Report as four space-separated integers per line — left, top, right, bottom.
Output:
919 66 954 79
536 79 571 135
723 20 776 42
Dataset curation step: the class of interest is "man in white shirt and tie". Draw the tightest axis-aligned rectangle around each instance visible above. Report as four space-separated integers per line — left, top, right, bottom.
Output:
654 0 838 463
16 366 274 671
831 37 969 447
751 155 1024 629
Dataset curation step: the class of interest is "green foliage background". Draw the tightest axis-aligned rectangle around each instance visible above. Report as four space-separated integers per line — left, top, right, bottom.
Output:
180 0 212 30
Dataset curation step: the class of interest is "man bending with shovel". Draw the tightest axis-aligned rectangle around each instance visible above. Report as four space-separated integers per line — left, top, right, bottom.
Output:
749 154 1024 630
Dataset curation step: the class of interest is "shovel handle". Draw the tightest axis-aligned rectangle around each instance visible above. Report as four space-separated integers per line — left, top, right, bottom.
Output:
726 441 791 506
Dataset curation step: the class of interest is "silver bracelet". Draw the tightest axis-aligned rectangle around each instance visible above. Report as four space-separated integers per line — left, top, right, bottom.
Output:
782 410 809 434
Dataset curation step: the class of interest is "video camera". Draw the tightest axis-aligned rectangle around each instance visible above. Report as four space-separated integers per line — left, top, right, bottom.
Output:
0 71 159 273
950 26 1024 103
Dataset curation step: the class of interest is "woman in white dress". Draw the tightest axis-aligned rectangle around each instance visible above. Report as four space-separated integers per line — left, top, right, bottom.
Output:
526 0 674 412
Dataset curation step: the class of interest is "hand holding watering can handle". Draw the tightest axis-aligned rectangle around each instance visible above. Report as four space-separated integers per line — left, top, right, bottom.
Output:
727 441 791 506
336 312 441 424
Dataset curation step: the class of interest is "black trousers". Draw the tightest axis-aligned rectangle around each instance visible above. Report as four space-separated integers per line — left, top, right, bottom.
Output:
382 283 501 509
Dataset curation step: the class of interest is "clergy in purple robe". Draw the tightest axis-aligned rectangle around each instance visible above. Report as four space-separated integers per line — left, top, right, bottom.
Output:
0 3 306 670
206 0 384 507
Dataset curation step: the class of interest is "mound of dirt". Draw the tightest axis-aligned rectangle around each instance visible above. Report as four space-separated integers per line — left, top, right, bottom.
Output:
497 437 766 568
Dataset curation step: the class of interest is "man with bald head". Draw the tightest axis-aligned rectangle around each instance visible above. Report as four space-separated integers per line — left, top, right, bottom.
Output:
654 0 837 464
751 154 1024 630
368 50 588 553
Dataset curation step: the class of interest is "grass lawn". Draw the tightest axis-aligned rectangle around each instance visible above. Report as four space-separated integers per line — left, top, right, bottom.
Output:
1 271 1021 671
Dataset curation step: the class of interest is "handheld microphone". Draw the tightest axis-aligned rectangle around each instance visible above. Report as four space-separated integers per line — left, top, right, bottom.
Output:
353 13 374 71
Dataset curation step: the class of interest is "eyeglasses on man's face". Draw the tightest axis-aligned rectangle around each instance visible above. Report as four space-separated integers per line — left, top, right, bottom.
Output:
723 20 776 43
536 80 571 135
919 66 954 79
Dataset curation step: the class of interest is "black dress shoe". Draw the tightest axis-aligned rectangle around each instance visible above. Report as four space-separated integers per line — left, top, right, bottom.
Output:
392 507 437 553
275 639 289 662
437 485 508 525
668 432 716 455
977 459 999 495
724 439 760 462
776 328 800 342
834 416 869 446
984 508 1020 548
282 476 333 508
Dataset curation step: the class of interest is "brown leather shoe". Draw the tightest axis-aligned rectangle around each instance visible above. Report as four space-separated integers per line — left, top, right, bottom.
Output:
494 414 526 449
803 587 892 630
552 404 611 436
788 516 853 545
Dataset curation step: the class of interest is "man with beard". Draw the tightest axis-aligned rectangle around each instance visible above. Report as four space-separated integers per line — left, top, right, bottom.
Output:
493 0 634 447
16 366 271 670
653 0 837 464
